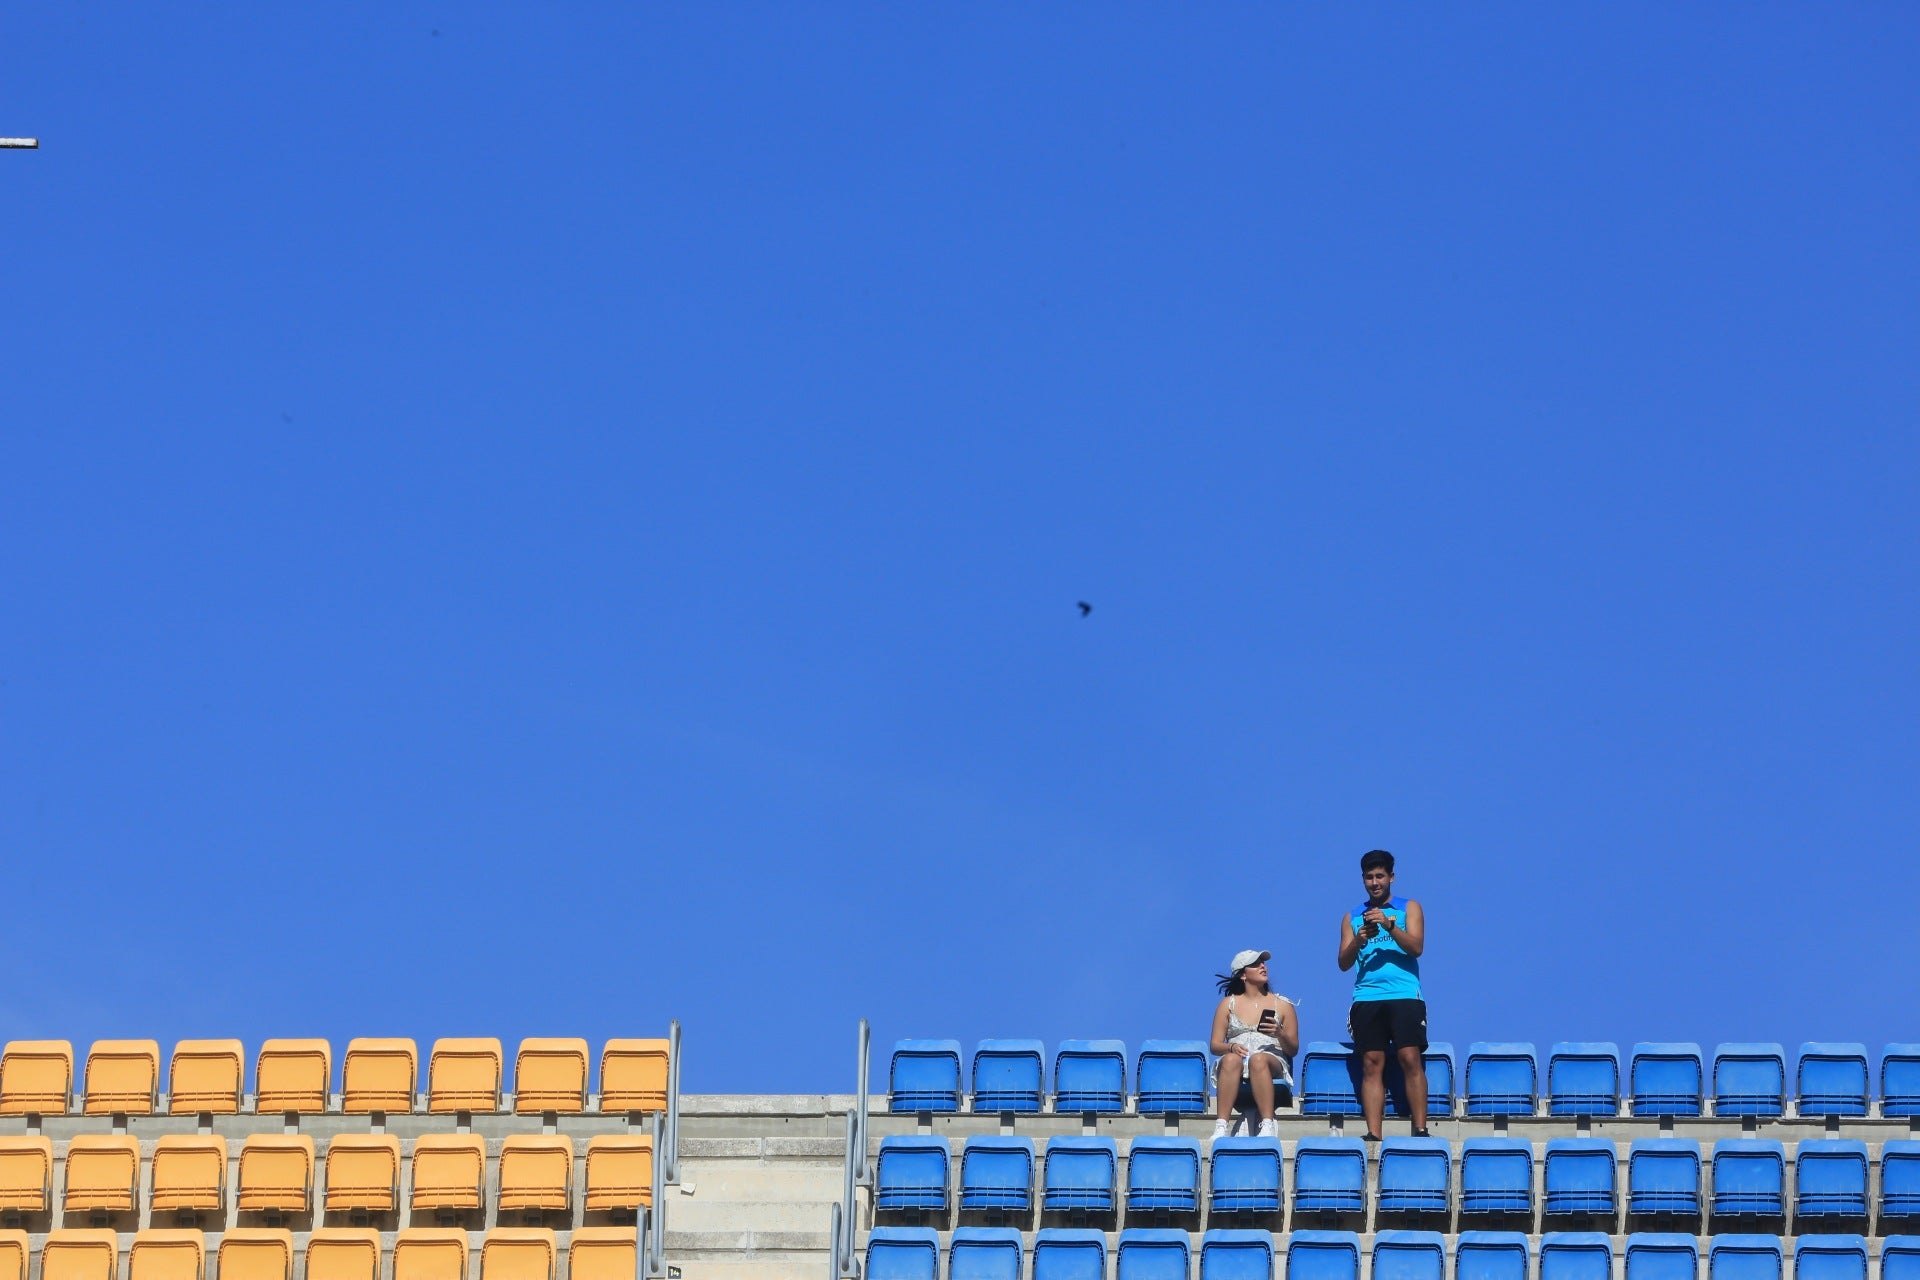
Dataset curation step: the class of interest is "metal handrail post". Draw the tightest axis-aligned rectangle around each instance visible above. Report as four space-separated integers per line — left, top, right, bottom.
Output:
635 1207 650 1280
665 1019 683 1184
648 1110 667 1277
854 1019 871 1183
828 1202 844 1280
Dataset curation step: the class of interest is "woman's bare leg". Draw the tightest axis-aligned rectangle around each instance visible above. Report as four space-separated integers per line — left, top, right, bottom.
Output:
1250 1052 1277 1120
1215 1051 1245 1121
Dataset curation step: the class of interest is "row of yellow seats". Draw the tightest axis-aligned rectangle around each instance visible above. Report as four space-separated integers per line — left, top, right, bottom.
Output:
0 1226 634 1280
0 1132 654 1217
0 1040 669 1117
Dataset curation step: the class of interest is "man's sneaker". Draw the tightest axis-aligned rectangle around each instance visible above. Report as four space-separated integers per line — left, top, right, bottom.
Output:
1257 1118 1278 1139
1411 1127 1432 1138
1212 1118 1232 1139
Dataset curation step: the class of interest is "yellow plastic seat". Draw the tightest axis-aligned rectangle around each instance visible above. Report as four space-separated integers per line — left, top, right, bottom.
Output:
215 1230 293 1280
583 1135 653 1211
565 1229 635 1280
166 1041 242 1115
512 1039 587 1114
341 1038 416 1114
0 1041 72 1115
42 1230 120 1280
497 1136 572 1213
427 1038 502 1114
0 1137 53 1213
408 1135 485 1212
149 1135 227 1213
323 1135 401 1213
304 1230 381 1280
83 1040 160 1115
64 1134 141 1213
129 1230 204 1280
394 1229 469 1280
0 1230 25 1280
254 1040 331 1115
481 1230 554 1280
597 1040 669 1113
236 1135 314 1214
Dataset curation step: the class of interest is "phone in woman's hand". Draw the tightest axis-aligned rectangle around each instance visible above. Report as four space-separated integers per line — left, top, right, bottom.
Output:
1258 1008 1277 1029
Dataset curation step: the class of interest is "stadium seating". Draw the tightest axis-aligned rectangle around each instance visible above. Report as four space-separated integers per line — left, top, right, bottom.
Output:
1421 1044 1457 1117
1543 1138 1616 1218
148 1135 227 1213
1540 1233 1612 1280
958 1136 1034 1213
1207 1138 1282 1214
874 1136 950 1213
1292 1137 1367 1215
1709 1139 1785 1219
0 1041 73 1115
950 1227 1024 1280
1628 1138 1703 1218
1712 1044 1786 1118
889 1040 963 1113
0 1137 52 1213
1117 1228 1191 1280
972 1040 1045 1113
1287 1231 1361 1280
1707 1235 1781 1280
1548 1043 1621 1116
1298 1043 1363 1116
1465 1043 1538 1116
254 1041 330 1114
235 1135 314 1214
304 1230 381 1280
1625 1233 1699 1280
42 1230 120 1280
1630 1044 1705 1116
564 1229 636 1280
409 1135 486 1213
1795 1044 1869 1117
322 1135 402 1213
1040 1137 1115 1214
867 1227 939 1280
0 1231 25 1280
1198 1230 1271 1280
166 1041 242 1114
392 1229 468 1280
497 1135 574 1213
1032 1229 1105 1280
512 1038 589 1114
1879 1240 1920 1280
1456 1233 1530 1280
1054 1041 1126 1113
1794 1139 1869 1220
1373 1232 1447 1280
64 1135 140 1214
1136 1041 1210 1115
583 1134 653 1212
1377 1137 1451 1215
84 1040 160 1115
1459 1138 1533 1216
129 1230 203 1280
426 1038 502 1113
1126 1137 1201 1215
340 1039 417 1114
1885 1141 1920 1220
1794 1237 1868 1280
215 1231 293 1280
480 1230 555 1280
1884 1045 1920 1118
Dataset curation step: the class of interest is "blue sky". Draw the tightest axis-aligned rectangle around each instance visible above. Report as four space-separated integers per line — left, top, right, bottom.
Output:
2 6 1915 1095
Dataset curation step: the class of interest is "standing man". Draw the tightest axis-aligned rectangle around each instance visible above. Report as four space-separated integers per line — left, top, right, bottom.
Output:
1337 848 1430 1139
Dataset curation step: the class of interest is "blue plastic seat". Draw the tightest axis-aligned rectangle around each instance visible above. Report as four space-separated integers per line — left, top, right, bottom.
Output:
1713 1043 1786 1118
1794 1236 1867 1280
1627 1138 1702 1218
1884 1045 1920 1118
1055 1040 1127 1114
1291 1137 1368 1215
1042 1136 1116 1213
950 1228 1024 1280
1199 1230 1273 1280
875 1136 951 1211
1630 1044 1704 1117
1117 1229 1191 1280
1298 1042 1363 1116
868 1227 942 1280
959 1136 1034 1212
972 1039 1045 1113
1626 1234 1699 1280
1549 1043 1622 1116
1384 1044 1457 1118
1540 1233 1613 1280
1797 1043 1869 1117
1456 1233 1530 1280
1882 1238 1920 1280
1377 1137 1451 1215
1795 1139 1869 1219
1208 1137 1282 1214
1466 1043 1538 1116
1711 1138 1785 1218
1460 1137 1533 1215
1883 1141 1920 1219
1126 1137 1201 1214
1286 1231 1360 1280
1033 1229 1106 1280
1136 1040 1211 1116
1544 1138 1617 1217
1372 1232 1446 1280
889 1039 963 1113
1707 1235 1781 1280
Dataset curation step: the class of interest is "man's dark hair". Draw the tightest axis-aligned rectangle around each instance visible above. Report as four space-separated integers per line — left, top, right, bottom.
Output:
1360 848 1395 874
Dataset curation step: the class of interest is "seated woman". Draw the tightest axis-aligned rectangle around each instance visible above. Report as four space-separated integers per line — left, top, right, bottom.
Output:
1210 948 1298 1138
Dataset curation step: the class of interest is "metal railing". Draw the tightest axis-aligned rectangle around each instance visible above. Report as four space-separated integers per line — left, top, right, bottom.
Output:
648 1109 667 1277
830 1018 873 1279
665 1019 683 1184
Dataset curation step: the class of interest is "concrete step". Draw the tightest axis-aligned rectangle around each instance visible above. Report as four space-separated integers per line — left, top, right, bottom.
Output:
655 1255 831 1280
676 1160 845 1199
665 1198 838 1232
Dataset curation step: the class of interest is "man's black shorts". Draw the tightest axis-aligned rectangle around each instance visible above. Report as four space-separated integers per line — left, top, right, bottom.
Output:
1348 998 1429 1053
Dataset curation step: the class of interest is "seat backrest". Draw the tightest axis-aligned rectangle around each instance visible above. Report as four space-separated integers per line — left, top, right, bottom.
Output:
583 1135 654 1211
1628 1139 1701 1198
1465 1043 1537 1116
341 1038 417 1113
0 1229 25 1280
1629 1044 1704 1116
1711 1138 1785 1201
1540 1234 1612 1280
1135 1040 1210 1116
1043 1137 1116 1204
150 1135 228 1206
480 1229 556 1280
0 1137 53 1210
1454 1233 1529 1280
599 1039 670 1113
1883 1044 1920 1115
497 1135 574 1210
888 1040 963 1114
1547 1043 1620 1115
565 1230 636 1280
1378 1137 1451 1197
1795 1042 1869 1116
1198 1229 1273 1280
1372 1232 1446 1280
874 1137 950 1207
410 1135 486 1208
303 1231 382 1280
1883 1242 1920 1280
1053 1040 1127 1114
960 1137 1034 1201
167 1041 243 1114
427 1038 502 1113
867 1227 941 1280
1543 1139 1616 1196
64 1135 141 1208
1711 1043 1785 1116
42 1230 122 1280
128 1230 204 1280
1286 1231 1361 1280
1115 1228 1190 1280
84 1040 160 1115
1795 1138 1869 1205
1793 1238 1867 1280
512 1038 588 1114
393 1230 470 1280
235 1135 314 1211
1128 1137 1202 1195
949 1228 1024 1280
1032 1229 1106 1280
323 1135 402 1209
1209 1138 1283 1192
254 1040 331 1114
1626 1234 1699 1280
0 1041 74 1115
971 1040 1046 1113
1460 1138 1532 1204
1707 1236 1782 1280
1297 1042 1363 1117
214 1231 293 1280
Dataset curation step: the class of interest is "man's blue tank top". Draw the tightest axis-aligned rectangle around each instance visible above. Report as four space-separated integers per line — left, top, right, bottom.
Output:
1351 895 1421 1002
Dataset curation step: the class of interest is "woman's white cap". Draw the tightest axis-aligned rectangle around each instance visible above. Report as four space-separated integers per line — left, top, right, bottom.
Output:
1230 948 1271 974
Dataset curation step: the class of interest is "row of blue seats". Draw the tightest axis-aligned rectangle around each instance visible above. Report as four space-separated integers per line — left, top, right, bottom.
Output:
868 1228 1920 1280
891 1040 1920 1118
875 1135 1920 1220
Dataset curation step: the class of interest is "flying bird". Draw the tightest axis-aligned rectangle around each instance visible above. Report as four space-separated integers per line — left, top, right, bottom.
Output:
1076 601 1092 617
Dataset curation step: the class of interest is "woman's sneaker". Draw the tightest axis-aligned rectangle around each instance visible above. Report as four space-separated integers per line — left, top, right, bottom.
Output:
1212 1118 1232 1139
1257 1118 1278 1138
